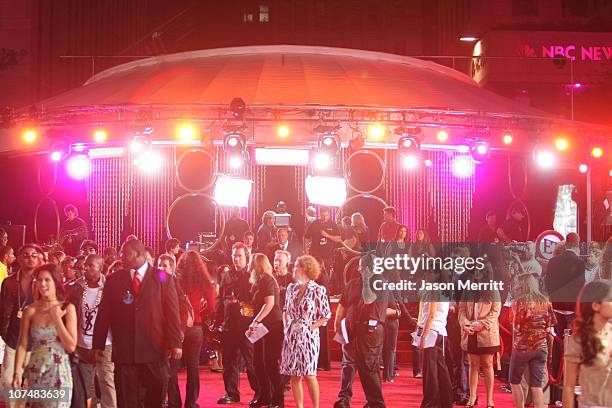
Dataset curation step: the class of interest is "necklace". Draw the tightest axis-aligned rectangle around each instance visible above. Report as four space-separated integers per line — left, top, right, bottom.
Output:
81 281 103 335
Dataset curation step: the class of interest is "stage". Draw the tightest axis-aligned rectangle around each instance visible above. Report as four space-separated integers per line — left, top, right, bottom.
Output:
177 363 516 407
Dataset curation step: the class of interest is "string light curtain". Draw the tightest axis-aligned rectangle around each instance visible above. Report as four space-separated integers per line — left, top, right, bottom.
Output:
386 150 475 243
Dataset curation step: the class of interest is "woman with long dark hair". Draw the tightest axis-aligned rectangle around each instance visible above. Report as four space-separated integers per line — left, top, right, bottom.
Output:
13 263 77 407
172 250 215 408
563 279 612 408
458 260 501 408
411 229 436 258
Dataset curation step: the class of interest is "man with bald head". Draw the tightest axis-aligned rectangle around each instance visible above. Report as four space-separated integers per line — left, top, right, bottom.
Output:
93 239 182 408
67 254 117 407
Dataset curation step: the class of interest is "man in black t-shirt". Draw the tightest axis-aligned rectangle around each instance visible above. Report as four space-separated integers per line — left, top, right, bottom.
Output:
333 255 388 408
303 207 341 269
224 207 251 250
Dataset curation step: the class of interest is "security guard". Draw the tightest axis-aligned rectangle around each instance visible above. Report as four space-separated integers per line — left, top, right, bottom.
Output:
334 254 389 408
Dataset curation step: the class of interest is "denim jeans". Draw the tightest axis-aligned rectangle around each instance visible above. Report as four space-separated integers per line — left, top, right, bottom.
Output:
168 325 204 408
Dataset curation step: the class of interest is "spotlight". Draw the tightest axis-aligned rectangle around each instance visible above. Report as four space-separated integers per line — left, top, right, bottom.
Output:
502 131 513 145
50 142 69 162
367 123 386 141
277 124 290 139
534 148 556 169
398 135 421 170
72 143 88 153
224 133 246 152
460 35 478 42
424 159 433 167
314 152 331 170
93 129 108 143
579 164 588 173
23 129 38 144
134 150 163 174
228 154 245 169
305 175 347 207
591 146 604 159
452 156 475 178
176 122 198 142
51 151 62 162
229 97 246 120
130 135 151 153
436 129 449 142
554 137 569 151
66 155 91 180
470 140 490 163
213 175 253 207
402 155 419 169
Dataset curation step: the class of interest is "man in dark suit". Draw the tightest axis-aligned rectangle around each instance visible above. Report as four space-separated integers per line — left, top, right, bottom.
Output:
265 227 302 264
93 239 182 408
543 232 585 375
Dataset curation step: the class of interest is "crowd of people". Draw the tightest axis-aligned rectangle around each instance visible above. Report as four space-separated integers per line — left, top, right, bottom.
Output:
0 202 609 408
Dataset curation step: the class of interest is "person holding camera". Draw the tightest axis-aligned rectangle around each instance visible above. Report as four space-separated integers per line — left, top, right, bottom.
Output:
458 260 501 408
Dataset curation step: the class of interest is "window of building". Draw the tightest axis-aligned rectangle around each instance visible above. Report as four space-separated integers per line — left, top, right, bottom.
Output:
259 5 269 23
512 0 538 17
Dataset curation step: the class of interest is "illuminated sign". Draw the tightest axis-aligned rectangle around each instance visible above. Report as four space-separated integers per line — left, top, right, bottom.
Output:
519 44 612 61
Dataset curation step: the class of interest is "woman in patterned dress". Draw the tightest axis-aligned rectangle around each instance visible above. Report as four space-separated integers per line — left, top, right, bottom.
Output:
13 264 77 407
280 255 331 408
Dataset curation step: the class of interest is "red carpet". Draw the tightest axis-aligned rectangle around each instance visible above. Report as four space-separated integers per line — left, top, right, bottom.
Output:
178 363 516 407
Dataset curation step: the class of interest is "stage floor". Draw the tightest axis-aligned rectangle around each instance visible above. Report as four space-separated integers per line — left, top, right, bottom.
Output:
180 363 517 407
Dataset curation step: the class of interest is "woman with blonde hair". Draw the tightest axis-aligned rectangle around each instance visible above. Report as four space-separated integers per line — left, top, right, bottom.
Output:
280 255 331 408
509 273 556 408
248 253 284 408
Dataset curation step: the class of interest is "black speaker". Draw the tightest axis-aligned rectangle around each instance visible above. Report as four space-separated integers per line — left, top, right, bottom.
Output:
0 224 26 250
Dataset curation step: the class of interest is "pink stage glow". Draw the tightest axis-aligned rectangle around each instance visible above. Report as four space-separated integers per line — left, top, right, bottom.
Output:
66 155 91 180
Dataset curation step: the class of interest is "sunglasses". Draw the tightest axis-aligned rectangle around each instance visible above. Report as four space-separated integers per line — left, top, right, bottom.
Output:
21 253 39 258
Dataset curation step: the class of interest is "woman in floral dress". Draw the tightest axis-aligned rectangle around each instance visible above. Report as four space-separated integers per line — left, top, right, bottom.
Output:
280 255 331 408
13 264 77 407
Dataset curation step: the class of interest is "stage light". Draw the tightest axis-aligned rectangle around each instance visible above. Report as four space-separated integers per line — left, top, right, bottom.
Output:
424 159 433 167
224 133 246 152
470 140 490 163
579 164 588 173
176 122 198 142
51 151 62 162
93 129 108 143
452 156 475 178
66 155 91 180
314 152 331 170
213 176 253 207
402 155 419 169
367 123 386 141
554 137 569 151
23 129 38 144
502 131 513 145
591 146 604 159
534 148 556 169
436 129 449 142
460 35 477 42
609 169 612 177
277 124 290 139
305 175 347 207
130 135 151 153
134 150 163 175
228 155 244 169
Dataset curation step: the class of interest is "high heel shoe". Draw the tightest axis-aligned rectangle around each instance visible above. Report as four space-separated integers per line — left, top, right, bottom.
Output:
466 397 479 407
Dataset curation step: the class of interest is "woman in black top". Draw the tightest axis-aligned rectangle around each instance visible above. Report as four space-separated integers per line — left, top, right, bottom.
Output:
249 253 284 408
